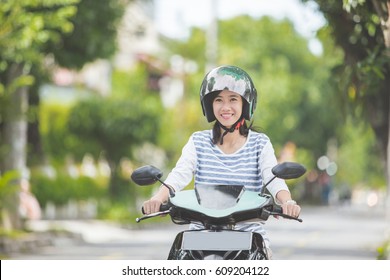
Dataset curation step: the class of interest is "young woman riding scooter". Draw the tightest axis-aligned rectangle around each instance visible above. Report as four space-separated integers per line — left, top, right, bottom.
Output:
142 65 301 258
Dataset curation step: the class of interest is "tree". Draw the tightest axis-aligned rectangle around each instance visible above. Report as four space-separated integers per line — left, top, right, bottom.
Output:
67 95 161 201
0 0 127 230
304 0 390 217
303 0 389 156
0 0 79 230
27 0 127 165
0 0 78 168
305 1 390 256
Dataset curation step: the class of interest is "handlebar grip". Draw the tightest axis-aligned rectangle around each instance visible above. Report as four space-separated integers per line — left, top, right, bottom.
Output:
160 204 170 211
271 204 303 223
141 204 170 214
272 204 283 214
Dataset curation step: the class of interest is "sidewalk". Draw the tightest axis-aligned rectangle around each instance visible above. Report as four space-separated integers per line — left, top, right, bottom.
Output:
26 219 135 243
0 219 130 257
1 219 178 258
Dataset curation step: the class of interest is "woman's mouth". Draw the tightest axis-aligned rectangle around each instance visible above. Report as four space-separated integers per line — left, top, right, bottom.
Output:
221 113 234 120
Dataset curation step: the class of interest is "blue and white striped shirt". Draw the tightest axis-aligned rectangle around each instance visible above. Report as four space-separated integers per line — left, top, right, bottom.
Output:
164 129 289 248
165 129 288 198
192 130 267 191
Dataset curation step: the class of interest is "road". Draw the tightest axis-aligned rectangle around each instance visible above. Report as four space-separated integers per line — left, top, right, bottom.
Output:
7 205 389 260
266 205 388 259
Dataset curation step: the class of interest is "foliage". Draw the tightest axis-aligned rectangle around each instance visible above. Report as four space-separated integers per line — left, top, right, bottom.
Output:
158 98 208 161
304 0 390 160
39 101 100 165
40 102 72 162
47 0 127 69
30 174 105 207
111 64 150 99
0 0 78 63
336 117 385 188
0 0 78 95
98 199 171 225
377 238 390 259
0 170 20 210
67 96 161 163
64 66 162 198
0 3 80 229
25 0 128 168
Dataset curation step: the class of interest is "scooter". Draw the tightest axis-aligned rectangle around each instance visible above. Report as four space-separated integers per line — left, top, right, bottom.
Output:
131 161 306 260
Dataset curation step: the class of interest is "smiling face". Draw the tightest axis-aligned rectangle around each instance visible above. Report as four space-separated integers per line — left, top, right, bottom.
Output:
212 90 243 128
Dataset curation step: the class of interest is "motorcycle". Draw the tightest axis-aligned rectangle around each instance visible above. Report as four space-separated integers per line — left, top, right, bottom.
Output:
131 161 306 260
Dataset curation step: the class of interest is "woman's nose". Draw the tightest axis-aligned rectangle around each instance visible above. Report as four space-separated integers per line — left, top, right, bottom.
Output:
221 101 230 110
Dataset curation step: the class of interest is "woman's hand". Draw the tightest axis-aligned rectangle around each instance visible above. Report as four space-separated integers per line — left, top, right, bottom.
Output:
142 186 170 214
281 200 301 218
142 198 164 214
275 190 301 218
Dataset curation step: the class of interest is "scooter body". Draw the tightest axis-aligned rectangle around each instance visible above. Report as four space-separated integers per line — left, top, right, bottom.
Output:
167 229 267 260
132 162 306 260
164 185 273 260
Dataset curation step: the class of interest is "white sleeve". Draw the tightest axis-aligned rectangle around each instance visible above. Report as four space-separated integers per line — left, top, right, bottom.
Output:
164 135 197 191
260 140 289 199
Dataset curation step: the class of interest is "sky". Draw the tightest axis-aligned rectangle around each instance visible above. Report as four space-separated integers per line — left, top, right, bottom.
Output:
154 0 326 54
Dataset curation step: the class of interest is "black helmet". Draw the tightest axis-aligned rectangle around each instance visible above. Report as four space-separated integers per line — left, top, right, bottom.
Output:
200 65 257 122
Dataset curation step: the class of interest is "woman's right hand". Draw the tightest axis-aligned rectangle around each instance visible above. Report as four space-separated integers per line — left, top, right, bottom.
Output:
142 186 171 214
142 197 164 214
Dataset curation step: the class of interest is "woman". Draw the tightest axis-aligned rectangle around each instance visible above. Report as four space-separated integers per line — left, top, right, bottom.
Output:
143 65 301 254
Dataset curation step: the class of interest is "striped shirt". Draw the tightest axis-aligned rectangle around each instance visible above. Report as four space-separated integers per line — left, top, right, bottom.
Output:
165 129 288 198
164 129 289 248
193 130 267 191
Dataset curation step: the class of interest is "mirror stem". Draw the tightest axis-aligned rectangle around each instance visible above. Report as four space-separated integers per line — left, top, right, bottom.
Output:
156 178 175 197
260 175 276 195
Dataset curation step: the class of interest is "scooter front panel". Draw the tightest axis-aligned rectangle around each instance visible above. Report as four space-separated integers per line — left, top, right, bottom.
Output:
169 189 269 218
181 231 252 251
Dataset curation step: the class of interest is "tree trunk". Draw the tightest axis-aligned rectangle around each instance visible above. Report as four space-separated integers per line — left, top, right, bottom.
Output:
373 1 390 256
1 62 29 230
27 82 46 166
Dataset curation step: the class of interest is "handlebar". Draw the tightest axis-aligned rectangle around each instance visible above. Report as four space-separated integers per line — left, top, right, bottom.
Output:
141 204 170 214
268 204 303 223
137 203 302 224
137 204 171 223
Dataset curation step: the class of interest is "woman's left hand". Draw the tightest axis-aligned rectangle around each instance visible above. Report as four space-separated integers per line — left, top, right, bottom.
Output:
281 200 301 218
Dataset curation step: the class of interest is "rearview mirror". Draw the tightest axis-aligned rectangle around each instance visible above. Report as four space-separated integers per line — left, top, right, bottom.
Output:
272 162 306 179
131 165 163 186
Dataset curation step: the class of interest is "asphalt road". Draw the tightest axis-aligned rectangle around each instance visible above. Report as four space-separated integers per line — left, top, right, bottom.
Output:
7 205 389 260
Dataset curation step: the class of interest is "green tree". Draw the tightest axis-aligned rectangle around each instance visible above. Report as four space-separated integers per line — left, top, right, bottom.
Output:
304 0 390 227
303 0 390 256
27 0 127 165
0 0 127 229
0 0 78 169
67 80 162 201
0 0 78 230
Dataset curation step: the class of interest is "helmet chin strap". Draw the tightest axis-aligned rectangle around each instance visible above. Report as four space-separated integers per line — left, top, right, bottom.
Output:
218 117 245 145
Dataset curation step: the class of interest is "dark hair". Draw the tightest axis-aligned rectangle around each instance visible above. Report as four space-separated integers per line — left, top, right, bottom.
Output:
212 120 259 145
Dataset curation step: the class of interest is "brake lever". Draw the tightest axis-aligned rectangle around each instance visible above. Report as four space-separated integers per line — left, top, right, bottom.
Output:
269 211 303 223
135 209 171 223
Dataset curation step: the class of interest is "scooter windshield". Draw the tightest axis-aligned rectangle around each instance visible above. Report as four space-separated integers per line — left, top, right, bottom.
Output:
194 184 245 210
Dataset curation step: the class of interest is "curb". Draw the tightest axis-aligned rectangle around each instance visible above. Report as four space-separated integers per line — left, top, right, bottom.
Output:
0 230 83 257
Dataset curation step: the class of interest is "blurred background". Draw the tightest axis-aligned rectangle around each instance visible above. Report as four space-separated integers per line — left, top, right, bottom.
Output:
1 0 390 259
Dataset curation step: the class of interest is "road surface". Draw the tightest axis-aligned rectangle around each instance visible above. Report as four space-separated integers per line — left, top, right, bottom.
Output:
7 205 388 260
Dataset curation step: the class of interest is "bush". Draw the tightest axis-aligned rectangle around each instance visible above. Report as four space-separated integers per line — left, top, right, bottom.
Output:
30 174 106 208
377 239 390 260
